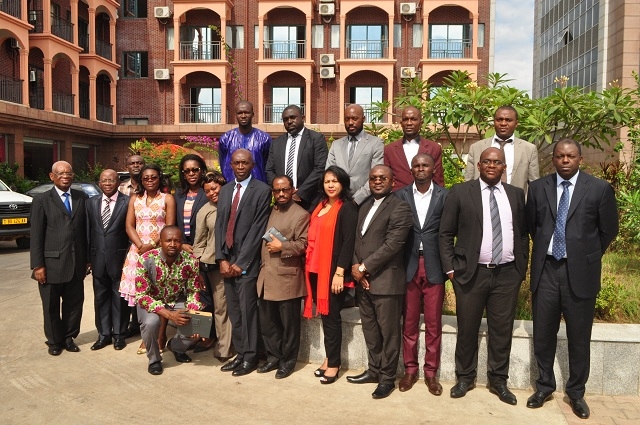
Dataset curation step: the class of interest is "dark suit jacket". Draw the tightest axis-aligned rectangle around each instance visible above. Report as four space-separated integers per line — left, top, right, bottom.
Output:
526 172 618 298
175 187 209 245
384 137 445 189
266 128 328 204
30 187 89 283
439 179 529 286
214 177 272 279
87 192 130 281
396 183 449 285
353 194 413 295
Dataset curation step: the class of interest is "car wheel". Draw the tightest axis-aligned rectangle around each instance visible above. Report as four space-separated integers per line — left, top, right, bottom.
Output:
16 237 30 249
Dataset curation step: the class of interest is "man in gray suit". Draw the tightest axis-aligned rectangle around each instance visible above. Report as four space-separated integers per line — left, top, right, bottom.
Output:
30 161 89 356
87 169 130 351
464 105 539 192
326 104 384 205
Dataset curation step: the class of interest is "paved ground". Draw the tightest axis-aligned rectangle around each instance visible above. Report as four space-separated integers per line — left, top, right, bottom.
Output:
1 241 638 424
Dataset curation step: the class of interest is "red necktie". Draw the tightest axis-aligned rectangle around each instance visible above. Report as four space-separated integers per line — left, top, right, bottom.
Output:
225 183 242 248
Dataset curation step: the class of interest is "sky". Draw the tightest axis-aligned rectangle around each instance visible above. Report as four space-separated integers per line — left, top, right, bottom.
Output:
492 0 535 94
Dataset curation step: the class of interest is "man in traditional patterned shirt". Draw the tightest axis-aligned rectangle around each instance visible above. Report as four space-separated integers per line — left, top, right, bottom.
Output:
218 101 272 183
135 225 203 375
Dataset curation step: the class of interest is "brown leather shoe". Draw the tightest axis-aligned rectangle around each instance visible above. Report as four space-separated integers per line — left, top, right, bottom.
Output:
398 373 418 392
425 376 443 396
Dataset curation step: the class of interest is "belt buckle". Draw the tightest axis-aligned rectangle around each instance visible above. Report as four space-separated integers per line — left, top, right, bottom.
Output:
486 263 497 269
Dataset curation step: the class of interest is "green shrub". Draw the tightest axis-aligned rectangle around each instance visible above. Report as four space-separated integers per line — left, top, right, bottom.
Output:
0 163 37 193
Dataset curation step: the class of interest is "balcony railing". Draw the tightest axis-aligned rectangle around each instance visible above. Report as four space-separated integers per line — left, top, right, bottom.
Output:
28 10 43 33
0 0 21 19
263 104 305 124
79 100 89 119
347 40 388 59
53 92 74 114
344 103 385 123
179 104 222 123
0 75 22 104
179 41 221 60
79 34 89 52
97 103 112 123
96 39 112 60
30 87 44 110
428 39 473 59
263 41 306 60
52 15 74 43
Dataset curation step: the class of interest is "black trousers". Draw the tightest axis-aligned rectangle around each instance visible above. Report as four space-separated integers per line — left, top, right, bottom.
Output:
224 275 259 364
309 273 346 368
532 256 596 399
38 271 85 347
93 273 129 340
453 263 521 385
259 297 302 370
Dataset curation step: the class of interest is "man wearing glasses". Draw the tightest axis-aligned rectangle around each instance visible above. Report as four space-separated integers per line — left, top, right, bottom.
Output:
439 148 529 405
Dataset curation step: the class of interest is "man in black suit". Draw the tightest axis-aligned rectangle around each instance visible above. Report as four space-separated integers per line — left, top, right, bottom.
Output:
348 165 413 400
439 148 528 405
266 104 328 210
87 169 130 351
525 139 618 419
215 149 272 376
30 161 89 356
396 153 449 395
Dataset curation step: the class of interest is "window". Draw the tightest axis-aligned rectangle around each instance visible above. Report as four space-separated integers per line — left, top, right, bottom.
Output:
412 24 423 48
123 0 147 18
266 26 305 59
478 23 485 48
347 25 387 59
394 24 401 48
189 87 222 123
123 118 149 125
122 52 148 78
331 25 340 49
268 87 303 123
350 87 383 122
225 25 244 49
167 27 174 50
312 25 324 48
429 24 471 59
181 26 221 59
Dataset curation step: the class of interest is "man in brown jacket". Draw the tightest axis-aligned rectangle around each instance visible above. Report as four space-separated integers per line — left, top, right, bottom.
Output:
256 175 310 379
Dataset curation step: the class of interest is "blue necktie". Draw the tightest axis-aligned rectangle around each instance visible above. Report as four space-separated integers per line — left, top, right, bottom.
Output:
552 181 571 260
63 192 71 213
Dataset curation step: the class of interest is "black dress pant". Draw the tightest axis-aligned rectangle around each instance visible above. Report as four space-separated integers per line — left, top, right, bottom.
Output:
309 273 346 368
93 273 129 340
259 297 302 370
39 271 85 347
224 275 259 365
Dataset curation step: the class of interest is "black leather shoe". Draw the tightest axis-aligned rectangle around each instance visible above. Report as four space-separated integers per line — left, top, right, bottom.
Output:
275 367 293 379
570 397 590 419
372 383 395 399
257 360 279 374
113 338 127 350
232 361 258 376
48 346 62 356
148 361 163 375
221 357 243 372
450 381 475 398
489 383 517 405
172 351 192 363
526 391 553 408
346 370 379 384
90 339 111 351
65 340 80 352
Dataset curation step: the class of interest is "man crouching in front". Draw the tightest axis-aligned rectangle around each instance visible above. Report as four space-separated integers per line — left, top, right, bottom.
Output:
135 225 203 375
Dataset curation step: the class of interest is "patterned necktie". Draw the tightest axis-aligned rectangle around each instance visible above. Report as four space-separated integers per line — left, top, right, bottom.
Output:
63 192 71 213
496 139 512 182
552 181 572 260
348 136 357 167
285 133 298 178
489 186 502 265
102 198 112 229
225 183 242 248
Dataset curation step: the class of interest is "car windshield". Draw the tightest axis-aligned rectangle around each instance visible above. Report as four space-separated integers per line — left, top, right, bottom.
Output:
0 180 9 191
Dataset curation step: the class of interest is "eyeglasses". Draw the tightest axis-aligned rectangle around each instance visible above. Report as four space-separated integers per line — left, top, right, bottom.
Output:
128 161 144 165
480 159 505 166
369 176 389 182
53 172 74 178
100 179 117 184
272 187 293 193
142 175 159 182
182 167 201 175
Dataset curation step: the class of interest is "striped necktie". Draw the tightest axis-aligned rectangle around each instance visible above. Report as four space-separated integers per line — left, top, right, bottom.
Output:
489 186 502 264
285 133 298 178
102 198 112 229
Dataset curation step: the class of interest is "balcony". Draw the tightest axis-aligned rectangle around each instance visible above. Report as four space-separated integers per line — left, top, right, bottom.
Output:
179 104 222 123
0 0 21 19
263 41 306 60
347 40 388 59
0 75 22 104
428 39 473 59
79 34 89 52
30 88 44 110
53 92 74 114
97 103 112 123
96 39 112 60
79 100 89 119
263 104 305 124
28 10 43 33
179 41 221 61
52 15 74 43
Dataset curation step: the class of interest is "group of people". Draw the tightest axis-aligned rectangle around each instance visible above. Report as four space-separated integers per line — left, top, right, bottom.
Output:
29 101 618 420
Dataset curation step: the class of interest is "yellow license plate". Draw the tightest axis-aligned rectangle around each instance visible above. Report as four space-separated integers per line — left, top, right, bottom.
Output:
2 218 27 225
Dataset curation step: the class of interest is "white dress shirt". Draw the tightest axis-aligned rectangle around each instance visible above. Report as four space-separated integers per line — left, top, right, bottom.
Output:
361 196 385 235
233 175 252 204
491 135 515 183
283 127 305 188
413 182 433 249
403 137 420 167
54 186 72 211
479 180 514 264
546 170 579 256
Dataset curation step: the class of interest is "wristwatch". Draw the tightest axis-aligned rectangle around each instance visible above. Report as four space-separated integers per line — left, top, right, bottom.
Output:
358 264 366 273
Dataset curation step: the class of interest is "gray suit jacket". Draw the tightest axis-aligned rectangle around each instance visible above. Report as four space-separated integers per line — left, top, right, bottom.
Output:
464 137 539 192
326 132 384 204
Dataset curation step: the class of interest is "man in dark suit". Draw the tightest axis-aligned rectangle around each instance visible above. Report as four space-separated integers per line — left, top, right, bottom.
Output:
266 104 328 210
439 147 528 405
396 153 449 395
525 139 618 419
30 161 89 356
384 106 444 189
87 169 130 351
347 165 413 400
215 149 272 376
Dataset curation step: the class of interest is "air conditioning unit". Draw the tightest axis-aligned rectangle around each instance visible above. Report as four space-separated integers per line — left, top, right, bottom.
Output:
320 66 335 79
400 2 417 15
319 54 335 66
29 70 36 82
154 68 170 80
401 66 416 78
10 38 20 49
154 6 171 18
319 3 335 16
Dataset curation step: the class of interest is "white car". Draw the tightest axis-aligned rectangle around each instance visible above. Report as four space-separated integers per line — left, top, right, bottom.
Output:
0 178 32 249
